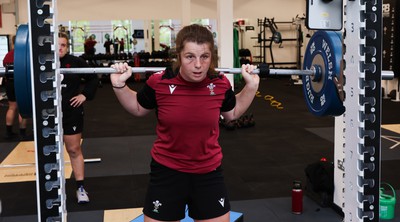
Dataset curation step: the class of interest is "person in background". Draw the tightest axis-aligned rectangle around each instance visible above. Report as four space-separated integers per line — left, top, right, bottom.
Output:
58 32 99 204
113 37 119 55
2 35 29 140
84 35 97 56
103 36 112 55
119 38 125 53
110 24 259 222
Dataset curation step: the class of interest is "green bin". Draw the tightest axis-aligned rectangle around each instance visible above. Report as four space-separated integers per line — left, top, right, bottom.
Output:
380 183 396 220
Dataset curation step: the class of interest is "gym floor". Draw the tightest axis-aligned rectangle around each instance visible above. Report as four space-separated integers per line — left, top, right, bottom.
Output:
0 76 399 222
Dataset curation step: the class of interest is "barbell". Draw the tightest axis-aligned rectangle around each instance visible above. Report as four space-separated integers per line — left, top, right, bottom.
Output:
0 65 394 79
2 25 395 118
0 65 318 76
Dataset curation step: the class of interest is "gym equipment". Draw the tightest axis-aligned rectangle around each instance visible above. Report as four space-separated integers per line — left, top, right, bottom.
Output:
0 158 101 168
3 26 394 118
13 25 32 121
341 0 383 221
306 0 343 31
253 17 303 68
19 0 389 221
1 62 393 79
302 31 344 116
0 65 317 76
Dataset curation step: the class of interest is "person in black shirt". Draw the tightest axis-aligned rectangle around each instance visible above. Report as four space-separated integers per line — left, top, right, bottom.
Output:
113 37 119 55
119 38 125 53
103 36 112 55
58 32 98 204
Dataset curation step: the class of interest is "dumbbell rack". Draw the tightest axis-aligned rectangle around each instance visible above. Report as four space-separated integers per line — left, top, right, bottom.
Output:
343 0 382 221
28 0 67 221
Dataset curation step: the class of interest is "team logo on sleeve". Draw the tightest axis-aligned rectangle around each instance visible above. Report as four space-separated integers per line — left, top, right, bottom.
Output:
207 83 216 96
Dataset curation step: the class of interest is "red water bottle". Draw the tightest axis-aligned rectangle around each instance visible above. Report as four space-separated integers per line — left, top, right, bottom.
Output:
292 180 303 214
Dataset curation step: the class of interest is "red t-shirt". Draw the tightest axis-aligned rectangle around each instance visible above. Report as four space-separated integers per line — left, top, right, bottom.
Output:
138 71 235 174
3 49 14 66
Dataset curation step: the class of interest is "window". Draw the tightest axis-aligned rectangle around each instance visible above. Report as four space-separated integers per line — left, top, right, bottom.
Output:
112 20 132 53
70 21 90 54
159 20 173 49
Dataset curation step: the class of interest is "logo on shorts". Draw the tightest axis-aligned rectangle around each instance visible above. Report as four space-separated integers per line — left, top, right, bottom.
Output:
72 126 77 132
152 200 162 213
218 198 225 207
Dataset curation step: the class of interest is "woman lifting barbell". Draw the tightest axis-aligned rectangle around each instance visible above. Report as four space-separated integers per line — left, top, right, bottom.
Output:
110 24 260 222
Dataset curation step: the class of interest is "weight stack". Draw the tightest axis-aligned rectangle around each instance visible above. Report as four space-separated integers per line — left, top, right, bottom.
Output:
383 0 399 77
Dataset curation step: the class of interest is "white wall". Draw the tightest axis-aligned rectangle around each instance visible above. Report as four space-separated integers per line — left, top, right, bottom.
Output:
0 0 307 64
2 0 305 32
0 13 16 35
57 0 304 22
239 18 308 68
0 0 27 35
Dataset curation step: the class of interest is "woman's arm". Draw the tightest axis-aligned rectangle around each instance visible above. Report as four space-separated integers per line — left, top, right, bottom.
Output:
110 62 151 117
222 64 260 121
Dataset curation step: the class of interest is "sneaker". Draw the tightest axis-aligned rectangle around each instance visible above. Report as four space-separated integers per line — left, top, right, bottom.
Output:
0 93 7 101
76 186 90 204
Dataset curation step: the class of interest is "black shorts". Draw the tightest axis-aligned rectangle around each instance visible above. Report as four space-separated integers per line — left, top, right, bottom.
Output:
5 78 16 102
143 159 231 221
62 108 84 135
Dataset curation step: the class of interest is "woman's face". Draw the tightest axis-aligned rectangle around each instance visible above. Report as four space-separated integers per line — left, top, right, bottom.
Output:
179 41 212 83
